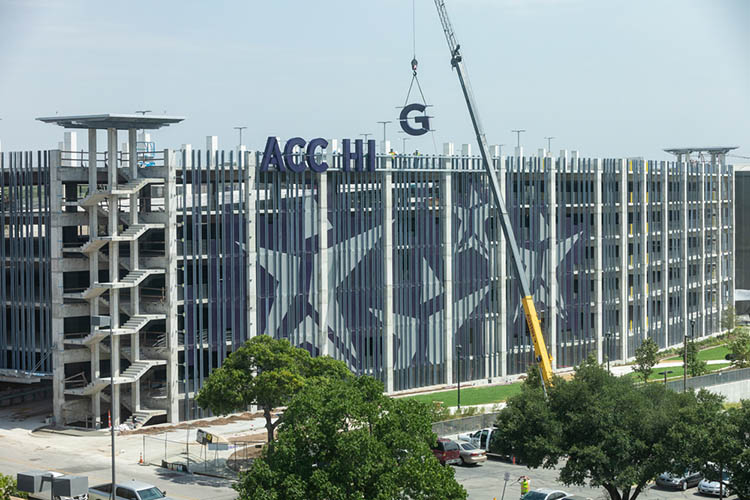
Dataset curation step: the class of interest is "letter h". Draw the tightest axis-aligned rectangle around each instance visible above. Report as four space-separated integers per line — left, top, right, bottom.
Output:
342 139 376 172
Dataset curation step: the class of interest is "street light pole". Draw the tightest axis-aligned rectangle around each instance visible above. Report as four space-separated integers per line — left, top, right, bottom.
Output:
92 315 115 500
402 137 409 155
604 333 612 373
456 344 462 410
376 121 392 150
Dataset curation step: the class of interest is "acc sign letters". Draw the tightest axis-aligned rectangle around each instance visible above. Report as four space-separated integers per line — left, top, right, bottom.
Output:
260 136 377 173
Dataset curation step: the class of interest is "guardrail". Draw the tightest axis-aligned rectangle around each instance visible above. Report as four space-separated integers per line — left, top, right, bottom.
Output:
666 367 750 392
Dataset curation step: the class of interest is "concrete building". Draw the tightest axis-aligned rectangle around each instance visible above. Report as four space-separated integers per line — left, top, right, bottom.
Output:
0 117 736 426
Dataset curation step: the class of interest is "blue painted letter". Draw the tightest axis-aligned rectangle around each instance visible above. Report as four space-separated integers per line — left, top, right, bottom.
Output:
306 138 329 173
260 136 285 171
342 139 364 172
283 137 307 173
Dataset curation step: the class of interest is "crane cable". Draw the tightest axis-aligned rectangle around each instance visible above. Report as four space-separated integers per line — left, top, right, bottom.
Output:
401 0 439 155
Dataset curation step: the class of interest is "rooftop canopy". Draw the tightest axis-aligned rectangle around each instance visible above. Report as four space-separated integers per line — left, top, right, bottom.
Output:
36 114 184 130
664 146 738 155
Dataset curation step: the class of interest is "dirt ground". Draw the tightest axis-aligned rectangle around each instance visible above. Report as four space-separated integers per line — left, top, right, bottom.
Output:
120 411 266 436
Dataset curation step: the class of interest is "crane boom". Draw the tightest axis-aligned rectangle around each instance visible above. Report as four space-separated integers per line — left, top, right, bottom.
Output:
433 0 554 388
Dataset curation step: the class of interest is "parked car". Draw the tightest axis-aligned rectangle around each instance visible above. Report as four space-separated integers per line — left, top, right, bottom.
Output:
89 480 176 500
456 441 487 465
698 472 732 496
520 488 570 500
459 427 496 451
655 471 703 490
431 437 462 466
561 496 593 500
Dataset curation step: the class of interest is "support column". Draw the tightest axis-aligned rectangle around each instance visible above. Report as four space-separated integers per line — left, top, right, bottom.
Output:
498 156 507 377
682 160 690 341
383 165 394 392
715 154 723 330
318 170 329 357
50 150 65 426
548 154 558 370
245 151 258 339
640 161 648 341
164 149 179 422
107 128 121 426
594 159 603 363
699 161 706 337
619 159 628 361
441 164 453 385
661 161 669 344
730 163 735 309
88 129 102 427
128 129 140 413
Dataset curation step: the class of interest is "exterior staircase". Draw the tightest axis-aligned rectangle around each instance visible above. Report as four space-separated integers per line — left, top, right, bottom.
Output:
63 314 165 347
64 359 166 397
79 178 161 207
65 268 164 300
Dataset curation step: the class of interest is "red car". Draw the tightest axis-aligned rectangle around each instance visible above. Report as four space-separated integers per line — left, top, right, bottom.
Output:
431 438 462 466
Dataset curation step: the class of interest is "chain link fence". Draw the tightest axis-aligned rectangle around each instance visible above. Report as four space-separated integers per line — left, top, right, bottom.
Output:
142 433 264 479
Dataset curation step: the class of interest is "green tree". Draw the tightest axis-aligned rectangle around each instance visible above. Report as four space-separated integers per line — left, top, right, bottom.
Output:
633 337 659 383
0 473 27 500
728 327 750 368
492 356 718 500
721 305 737 331
235 376 467 500
196 335 352 443
679 341 708 377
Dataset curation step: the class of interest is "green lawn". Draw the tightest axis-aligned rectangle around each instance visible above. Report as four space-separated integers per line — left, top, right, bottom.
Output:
402 382 522 407
666 345 730 362
628 362 732 382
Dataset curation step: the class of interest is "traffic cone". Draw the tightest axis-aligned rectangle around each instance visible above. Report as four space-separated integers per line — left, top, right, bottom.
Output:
139 453 143 465
108 410 112 429
512 455 516 465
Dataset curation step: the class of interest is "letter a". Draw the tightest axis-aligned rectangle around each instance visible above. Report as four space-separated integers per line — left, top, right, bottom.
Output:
260 136 285 171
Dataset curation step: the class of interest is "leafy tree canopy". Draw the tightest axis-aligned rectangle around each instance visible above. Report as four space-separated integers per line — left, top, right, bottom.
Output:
0 473 27 500
492 356 720 500
195 335 352 443
633 338 659 384
728 327 750 368
235 376 467 500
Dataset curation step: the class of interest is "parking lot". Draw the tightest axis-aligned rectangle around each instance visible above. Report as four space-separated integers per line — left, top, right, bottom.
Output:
453 457 737 500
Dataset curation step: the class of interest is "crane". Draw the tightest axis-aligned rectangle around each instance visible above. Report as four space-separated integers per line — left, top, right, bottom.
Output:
433 0 554 389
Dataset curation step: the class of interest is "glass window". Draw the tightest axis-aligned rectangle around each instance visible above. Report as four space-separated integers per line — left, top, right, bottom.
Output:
116 487 138 500
137 487 166 500
95 484 112 494
460 442 477 450
443 441 459 451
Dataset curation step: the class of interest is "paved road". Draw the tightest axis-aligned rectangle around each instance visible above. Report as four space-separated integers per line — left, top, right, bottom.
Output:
453 457 736 500
0 404 238 500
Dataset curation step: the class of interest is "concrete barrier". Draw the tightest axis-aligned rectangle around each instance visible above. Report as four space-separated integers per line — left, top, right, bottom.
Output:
432 412 500 437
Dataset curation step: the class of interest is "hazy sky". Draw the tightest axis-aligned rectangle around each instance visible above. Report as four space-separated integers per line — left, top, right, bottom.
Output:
0 0 748 160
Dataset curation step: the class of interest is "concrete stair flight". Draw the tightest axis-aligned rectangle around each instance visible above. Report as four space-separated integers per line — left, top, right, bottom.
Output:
79 178 162 207
64 359 166 397
66 268 165 300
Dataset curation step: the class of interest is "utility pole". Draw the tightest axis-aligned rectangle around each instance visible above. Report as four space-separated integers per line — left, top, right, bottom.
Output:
233 126 247 149
511 129 526 149
544 136 555 152
377 121 392 148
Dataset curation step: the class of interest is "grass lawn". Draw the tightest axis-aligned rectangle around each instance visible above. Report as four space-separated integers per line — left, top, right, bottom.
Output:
402 382 522 407
628 362 732 382
666 345 730 362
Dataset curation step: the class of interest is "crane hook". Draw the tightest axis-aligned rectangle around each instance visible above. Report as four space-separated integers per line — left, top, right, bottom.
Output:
411 57 418 75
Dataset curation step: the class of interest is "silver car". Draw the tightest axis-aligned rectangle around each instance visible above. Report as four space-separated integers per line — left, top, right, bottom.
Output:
456 441 487 465
698 473 732 496
655 471 702 490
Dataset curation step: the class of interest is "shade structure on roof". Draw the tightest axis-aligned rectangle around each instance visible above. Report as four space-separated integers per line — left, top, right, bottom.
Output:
36 114 184 130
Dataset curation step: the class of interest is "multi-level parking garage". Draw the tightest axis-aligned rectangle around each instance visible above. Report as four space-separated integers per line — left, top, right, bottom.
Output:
0 115 735 427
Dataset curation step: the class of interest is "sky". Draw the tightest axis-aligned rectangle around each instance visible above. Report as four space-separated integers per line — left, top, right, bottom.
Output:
0 0 748 160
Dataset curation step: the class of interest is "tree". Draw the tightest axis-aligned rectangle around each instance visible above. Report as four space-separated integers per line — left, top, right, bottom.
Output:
0 473 27 500
235 376 467 500
195 335 352 443
721 305 737 332
633 337 659 383
679 341 708 377
492 356 718 500
728 327 750 368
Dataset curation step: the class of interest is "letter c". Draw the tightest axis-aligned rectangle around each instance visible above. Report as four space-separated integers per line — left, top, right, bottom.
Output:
306 138 329 173
283 137 308 173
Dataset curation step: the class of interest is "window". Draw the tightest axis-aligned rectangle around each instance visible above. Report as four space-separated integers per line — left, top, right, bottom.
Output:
137 488 165 500
116 488 138 500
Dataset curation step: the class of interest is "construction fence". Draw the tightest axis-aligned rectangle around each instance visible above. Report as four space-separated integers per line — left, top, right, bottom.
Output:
142 432 264 479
